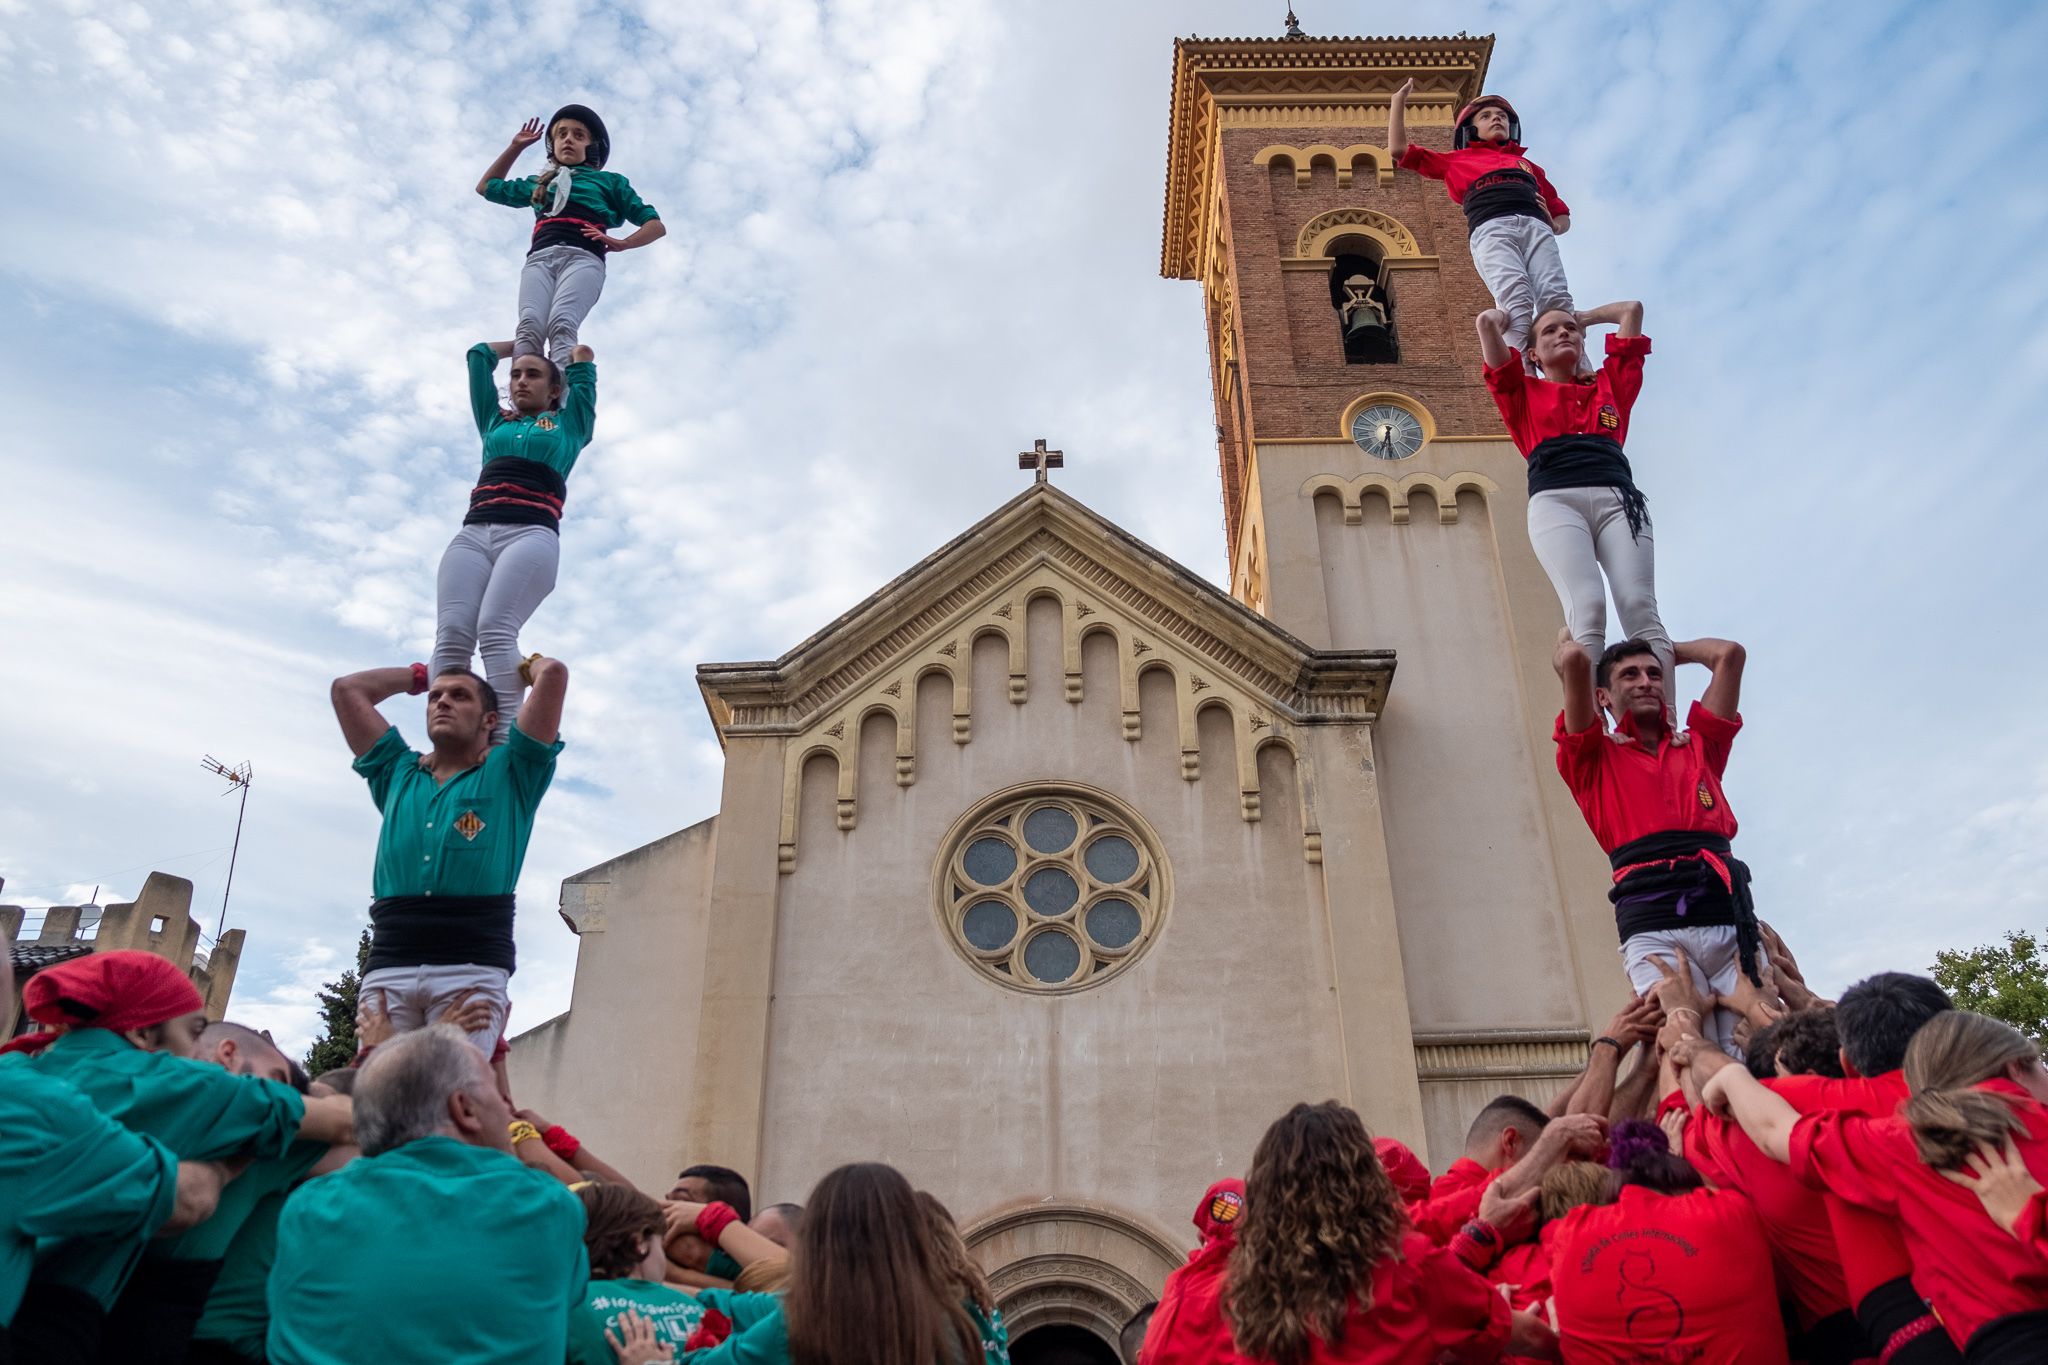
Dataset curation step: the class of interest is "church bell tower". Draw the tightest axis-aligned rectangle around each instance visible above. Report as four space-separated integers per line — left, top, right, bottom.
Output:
1163 32 1627 1147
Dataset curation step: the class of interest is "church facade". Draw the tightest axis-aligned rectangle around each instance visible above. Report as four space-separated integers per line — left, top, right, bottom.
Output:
509 30 1623 1356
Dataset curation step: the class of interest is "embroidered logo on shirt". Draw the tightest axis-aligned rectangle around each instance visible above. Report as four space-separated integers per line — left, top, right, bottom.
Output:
535 415 557 431
1598 403 1620 431
1209 1189 1244 1224
455 810 486 840
1696 781 1715 811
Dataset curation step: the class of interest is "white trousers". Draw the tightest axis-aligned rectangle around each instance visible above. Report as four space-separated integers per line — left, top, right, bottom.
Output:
433 523 559 744
1469 214 1573 353
1527 486 1672 682
1622 926 1744 1059
515 244 606 369
359 963 511 1055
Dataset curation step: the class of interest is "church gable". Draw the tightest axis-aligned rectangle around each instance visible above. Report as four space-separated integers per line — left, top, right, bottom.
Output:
695 484 1394 874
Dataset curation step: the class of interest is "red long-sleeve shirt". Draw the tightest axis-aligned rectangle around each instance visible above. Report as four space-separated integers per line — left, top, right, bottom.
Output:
1398 141 1570 218
1484 335 1651 458
1236 1231 1510 1365
1549 1186 1791 1364
1768 1072 1921 1307
1555 701 1741 856
1789 1079 2048 1350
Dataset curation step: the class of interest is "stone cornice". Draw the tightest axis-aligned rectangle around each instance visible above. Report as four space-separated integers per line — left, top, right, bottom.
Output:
1161 33 1494 279
697 483 1395 745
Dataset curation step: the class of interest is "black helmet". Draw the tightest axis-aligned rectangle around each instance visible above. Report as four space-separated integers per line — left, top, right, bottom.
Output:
547 104 611 169
1453 95 1521 150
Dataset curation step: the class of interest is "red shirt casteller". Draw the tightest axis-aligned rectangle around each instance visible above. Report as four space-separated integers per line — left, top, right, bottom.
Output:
1549 1185 1791 1364
1398 141 1571 219
1768 1071 1920 1305
1235 1230 1509 1365
1485 335 1651 458
1789 1078 2048 1351
1554 701 1741 858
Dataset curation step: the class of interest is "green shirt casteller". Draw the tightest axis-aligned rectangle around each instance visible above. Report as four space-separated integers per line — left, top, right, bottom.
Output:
189 1182 291 1358
0 1067 179 1325
567 1277 705 1365
481 166 659 232
354 721 563 900
468 343 597 479
156 1137 328 1263
268 1136 588 1365
8 1029 303 1304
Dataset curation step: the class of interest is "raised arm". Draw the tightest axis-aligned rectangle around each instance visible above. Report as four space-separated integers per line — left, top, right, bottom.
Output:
1571 995 1661 1117
476 118 543 196
1388 77 1414 159
1552 628 1599 735
331 666 420 758
160 1160 230 1233
1700 1065 1799 1164
1491 1113 1609 1200
296 1093 355 1146
1475 308 1514 370
1574 301 1644 339
1674 637 1746 721
514 655 569 745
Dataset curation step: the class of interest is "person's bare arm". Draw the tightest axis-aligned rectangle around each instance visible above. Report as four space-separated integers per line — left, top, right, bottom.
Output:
160 1161 229 1233
1761 923 1830 1011
1476 308 1514 370
1609 1044 1663 1121
663 1200 788 1270
1942 1141 2044 1240
1701 1066 1799 1163
477 118 542 195
514 1107 636 1189
1492 1113 1609 1200
580 220 667 253
331 667 417 758
1388 77 1414 158
514 655 568 744
1573 996 1662 1117
1573 301 1643 338
1674 638 1746 721
1553 628 1599 734
512 1128 585 1184
296 1094 354 1146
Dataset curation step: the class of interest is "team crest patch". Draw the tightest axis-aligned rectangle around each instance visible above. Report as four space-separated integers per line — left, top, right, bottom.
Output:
1597 403 1620 431
1210 1190 1244 1223
455 810 485 840
535 414 557 431
1696 782 1715 811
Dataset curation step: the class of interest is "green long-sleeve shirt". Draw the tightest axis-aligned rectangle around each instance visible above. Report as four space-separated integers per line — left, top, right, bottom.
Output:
568 1277 706 1365
681 1292 1008 1365
0 1067 180 1325
482 165 658 256
467 342 597 479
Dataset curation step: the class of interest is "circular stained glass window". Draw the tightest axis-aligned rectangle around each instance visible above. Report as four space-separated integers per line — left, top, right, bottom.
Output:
934 786 1170 994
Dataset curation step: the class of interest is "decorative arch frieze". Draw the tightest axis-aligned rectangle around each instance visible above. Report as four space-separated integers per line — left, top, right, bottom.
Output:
1302 470 1500 527
1293 206 1421 260
1253 142 1393 189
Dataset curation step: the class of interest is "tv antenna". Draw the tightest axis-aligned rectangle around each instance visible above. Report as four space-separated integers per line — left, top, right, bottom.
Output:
200 756 254 943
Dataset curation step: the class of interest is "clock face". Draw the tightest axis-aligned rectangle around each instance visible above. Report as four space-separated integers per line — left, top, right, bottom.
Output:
1350 404 1424 460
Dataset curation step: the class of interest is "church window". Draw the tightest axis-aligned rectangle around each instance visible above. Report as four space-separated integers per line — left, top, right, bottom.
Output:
1327 237 1398 365
937 786 1171 994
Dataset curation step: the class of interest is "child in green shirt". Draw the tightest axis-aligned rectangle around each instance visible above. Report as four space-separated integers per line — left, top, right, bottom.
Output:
569 1184 706 1365
475 104 665 368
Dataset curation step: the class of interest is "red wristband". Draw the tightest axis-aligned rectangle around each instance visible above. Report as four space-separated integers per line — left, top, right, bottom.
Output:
695 1201 740 1244
409 662 429 695
541 1125 581 1161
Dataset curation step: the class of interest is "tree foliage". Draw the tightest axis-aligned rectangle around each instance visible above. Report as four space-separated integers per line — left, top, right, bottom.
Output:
1931 930 2048 1045
304 929 372 1076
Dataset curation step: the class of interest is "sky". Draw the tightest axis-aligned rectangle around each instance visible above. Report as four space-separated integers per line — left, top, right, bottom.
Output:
3 0 2044 1058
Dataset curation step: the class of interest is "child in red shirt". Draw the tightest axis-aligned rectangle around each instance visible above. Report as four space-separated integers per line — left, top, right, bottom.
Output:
1391 82 1573 360
1481 300 1669 688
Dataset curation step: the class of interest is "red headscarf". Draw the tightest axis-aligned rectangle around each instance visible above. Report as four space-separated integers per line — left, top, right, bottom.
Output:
1192 1177 1247 1249
1375 1137 1434 1204
0 949 204 1056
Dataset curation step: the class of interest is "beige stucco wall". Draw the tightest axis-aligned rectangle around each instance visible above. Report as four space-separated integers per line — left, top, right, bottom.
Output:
507 817 719 1192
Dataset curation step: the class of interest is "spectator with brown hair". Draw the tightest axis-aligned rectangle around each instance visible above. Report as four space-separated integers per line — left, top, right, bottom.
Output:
567 1184 706 1365
1223 1100 1553 1364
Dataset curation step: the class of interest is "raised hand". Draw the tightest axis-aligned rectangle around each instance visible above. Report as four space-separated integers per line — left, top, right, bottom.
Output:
511 117 544 150
1604 994 1664 1050
1646 950 1712 1023
354 992 394 1051
1392 77 1415 102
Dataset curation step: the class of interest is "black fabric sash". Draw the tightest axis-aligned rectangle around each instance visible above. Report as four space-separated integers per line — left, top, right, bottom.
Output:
1462 166 1549 230
465 456 567 532
1966 1308 2048 1364
1608 830 1762 986
1527 434 1649 539
368 894 517 974
1796 1309 1875 1365
1856 1276 1960 1365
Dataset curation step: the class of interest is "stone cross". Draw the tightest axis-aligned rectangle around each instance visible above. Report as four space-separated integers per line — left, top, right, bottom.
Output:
1017 438 1064 484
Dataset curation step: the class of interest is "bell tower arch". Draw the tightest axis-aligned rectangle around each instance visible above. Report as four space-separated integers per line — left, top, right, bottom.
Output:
1162 32 1626 1156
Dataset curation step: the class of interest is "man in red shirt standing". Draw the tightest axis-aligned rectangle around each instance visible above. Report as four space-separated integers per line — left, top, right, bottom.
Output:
1554 630 1758 1054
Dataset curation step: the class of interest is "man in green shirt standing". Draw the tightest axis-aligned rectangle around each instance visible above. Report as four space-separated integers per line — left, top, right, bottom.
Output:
268 1024 589 1365
332 654 568 1055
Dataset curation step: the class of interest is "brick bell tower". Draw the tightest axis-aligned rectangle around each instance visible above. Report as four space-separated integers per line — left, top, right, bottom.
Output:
1163 31 1626 1154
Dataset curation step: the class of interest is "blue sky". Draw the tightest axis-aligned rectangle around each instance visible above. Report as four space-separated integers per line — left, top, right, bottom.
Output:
4 0 2043 1055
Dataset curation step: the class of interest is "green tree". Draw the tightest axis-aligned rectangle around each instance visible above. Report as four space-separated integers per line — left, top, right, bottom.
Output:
1931 930 2048 1044
304 929 372 1076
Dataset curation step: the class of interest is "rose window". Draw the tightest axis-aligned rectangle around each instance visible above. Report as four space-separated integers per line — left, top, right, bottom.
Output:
937 786 1169 993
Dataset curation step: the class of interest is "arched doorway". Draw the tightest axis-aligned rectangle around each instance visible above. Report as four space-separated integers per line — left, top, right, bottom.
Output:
1010 1322 1121 1365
